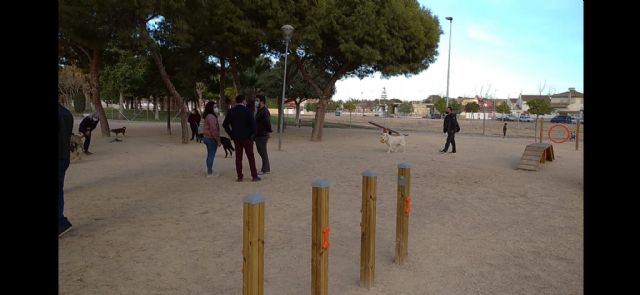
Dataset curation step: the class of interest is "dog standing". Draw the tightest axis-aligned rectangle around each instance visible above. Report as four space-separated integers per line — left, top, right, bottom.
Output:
69 133 84 161
110 126 126 137
380 131 406 153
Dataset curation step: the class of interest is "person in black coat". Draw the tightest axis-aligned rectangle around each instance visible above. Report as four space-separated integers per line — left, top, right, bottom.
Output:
78 113 99 154
223 95 260 182
254 94 273 175
440 107 460 153
188 109 202 140
58 103 74 236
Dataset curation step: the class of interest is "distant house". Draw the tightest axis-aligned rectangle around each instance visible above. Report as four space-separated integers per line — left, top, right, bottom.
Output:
520 88 583 116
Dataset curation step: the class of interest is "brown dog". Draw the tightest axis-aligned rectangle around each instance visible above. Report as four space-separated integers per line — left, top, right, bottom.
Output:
69 133 84 161
110 126 126 137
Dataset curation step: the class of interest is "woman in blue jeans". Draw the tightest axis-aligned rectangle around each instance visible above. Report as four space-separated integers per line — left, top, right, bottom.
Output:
202 101 222 177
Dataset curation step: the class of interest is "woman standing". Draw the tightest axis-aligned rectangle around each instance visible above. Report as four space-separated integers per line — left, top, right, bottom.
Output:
202 101 222 177
188 108 202 140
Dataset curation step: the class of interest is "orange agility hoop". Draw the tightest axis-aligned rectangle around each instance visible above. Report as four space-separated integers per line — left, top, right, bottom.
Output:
548 124 571 143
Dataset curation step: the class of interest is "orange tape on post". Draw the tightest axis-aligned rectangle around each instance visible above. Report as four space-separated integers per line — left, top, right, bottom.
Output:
322 226 330 250
404 196 411 214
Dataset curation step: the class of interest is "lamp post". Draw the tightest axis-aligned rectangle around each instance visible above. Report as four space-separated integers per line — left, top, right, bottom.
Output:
445 16 453 108
279 24 294 151
482 102 487 135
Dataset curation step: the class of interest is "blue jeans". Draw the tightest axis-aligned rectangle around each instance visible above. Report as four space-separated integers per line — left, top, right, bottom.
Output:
59 157 70 224
203 137 218 174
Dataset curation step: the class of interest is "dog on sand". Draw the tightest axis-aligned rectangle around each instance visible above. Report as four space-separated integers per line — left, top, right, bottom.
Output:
380 131 406 153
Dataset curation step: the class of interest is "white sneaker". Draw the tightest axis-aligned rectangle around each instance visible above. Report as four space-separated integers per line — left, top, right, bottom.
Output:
207 172 220 177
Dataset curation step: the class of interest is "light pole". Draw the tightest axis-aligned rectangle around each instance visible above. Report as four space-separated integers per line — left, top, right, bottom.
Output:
279 24 294 151
445 16 453 108
482 102 487 135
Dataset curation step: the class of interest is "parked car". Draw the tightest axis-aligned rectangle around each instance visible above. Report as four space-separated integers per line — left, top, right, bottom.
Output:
431 113 442 119
519 115 534 122
550 115 575 123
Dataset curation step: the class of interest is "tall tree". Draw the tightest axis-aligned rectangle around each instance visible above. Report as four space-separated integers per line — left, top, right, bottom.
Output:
59 0 127 136
264 0 441 141
496 102 511 121
464 102 480 119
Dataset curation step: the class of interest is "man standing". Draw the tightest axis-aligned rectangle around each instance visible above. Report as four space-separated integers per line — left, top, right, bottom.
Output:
440 106 460 153
254 95 272 175
78 113 99 155
223 95 261 182
503 122 508 138
59 103 74 236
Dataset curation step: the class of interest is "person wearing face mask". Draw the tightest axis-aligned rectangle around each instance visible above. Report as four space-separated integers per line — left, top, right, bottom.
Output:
254 95 272 175
188 108 202 141
223 94 260 182
440 106 460 153
78 113 100 155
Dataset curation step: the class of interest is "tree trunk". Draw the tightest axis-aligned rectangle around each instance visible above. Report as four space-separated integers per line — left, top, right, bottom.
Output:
311 98 328 141
143 27 189 143
167 96 171 135
229 54 241 96
295 101 301 122
219 53 228 114
118 91 124 119
154 96 160 120
89 48 110 136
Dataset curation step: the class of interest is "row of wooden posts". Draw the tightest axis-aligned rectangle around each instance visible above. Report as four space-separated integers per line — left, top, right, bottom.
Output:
242 162 412 295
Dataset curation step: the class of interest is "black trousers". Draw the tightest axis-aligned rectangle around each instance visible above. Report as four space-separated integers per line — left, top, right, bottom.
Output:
190 123 198 139
83 131 92 152
443 130 456 152
254 135 270 172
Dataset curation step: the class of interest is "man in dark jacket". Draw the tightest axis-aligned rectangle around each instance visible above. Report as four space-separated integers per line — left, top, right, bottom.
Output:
59 103 74 236
440 106 460 153
187 109 202 141
78 113 99 154
223 95 260 182
254 94 272 175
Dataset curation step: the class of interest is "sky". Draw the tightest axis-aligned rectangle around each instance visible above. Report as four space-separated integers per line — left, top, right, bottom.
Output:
332 0 583 101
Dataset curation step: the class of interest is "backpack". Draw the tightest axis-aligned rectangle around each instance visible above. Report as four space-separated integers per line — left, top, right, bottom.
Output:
453 117 460 133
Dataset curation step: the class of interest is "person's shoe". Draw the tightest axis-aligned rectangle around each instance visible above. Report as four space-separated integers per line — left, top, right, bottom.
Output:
252 177 261 182
207 172 220 177
236 177 244 182
450 151 456 153
84 151 93 155
258 171 270 175
439 149 446 153
58 220 72 237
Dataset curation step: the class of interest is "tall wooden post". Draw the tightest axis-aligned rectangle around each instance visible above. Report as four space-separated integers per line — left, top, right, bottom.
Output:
395 163 411 265
311 179 330 295
360 169 377 289
539 118 544 143
575 119 580 151
243 193 265 295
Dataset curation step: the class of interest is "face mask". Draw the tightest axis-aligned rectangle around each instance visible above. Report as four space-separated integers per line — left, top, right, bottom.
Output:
214 107 219 114
445 111 450 114
255 101 260 108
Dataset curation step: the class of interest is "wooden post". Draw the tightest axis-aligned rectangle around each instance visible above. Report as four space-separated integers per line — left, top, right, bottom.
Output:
243 193 265 295
395 162 411 265
539 118 544 143
311 179 330 295
360 169 377 289
575 118 580 151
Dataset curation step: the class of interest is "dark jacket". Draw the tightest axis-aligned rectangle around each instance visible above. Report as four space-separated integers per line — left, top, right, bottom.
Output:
59 104 74 160
443 112 459 133
188 112 201 125
79 116 99 133
255 106 272 137
223 104 256 141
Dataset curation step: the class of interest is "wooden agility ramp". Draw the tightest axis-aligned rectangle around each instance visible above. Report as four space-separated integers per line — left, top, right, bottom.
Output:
517 143 555 171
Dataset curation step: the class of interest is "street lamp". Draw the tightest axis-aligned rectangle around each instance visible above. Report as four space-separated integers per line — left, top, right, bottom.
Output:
279 24 294 151
445 16 453 108
482 102 487 135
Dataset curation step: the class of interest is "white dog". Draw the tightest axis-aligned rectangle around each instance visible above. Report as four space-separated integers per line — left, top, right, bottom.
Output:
380 131 406 153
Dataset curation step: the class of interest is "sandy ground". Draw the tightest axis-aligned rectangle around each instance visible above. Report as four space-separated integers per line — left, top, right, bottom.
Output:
60 117 583 294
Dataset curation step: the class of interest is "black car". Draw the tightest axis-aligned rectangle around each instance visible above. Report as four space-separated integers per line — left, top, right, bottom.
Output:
430 113 442 119
550 115 574 123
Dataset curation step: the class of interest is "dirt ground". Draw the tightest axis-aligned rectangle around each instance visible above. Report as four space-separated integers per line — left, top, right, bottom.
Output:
59 116 583 294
